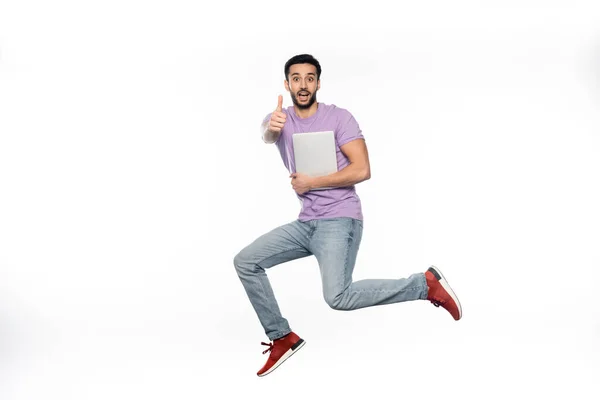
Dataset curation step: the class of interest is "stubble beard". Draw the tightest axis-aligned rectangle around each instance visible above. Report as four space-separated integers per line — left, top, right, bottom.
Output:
291 90 318 109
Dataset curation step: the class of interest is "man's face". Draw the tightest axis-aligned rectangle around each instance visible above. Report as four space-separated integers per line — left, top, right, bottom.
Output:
285 63 320 109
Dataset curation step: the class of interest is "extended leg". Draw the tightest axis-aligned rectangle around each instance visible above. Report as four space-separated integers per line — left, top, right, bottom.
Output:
234 220 311 340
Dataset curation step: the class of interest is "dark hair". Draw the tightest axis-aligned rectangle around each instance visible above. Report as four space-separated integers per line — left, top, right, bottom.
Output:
284 54 322 81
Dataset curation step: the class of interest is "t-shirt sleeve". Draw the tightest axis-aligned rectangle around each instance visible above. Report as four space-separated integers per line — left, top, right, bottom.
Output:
336 110 364 147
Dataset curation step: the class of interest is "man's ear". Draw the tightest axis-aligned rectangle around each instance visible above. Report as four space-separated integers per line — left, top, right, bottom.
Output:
284 79 290 92
317 80 321 90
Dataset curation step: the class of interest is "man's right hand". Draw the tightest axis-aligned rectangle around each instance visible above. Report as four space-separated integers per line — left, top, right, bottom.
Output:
268 95 287 134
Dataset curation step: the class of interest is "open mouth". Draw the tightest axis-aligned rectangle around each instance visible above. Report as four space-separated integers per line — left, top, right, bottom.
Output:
298 92 310 101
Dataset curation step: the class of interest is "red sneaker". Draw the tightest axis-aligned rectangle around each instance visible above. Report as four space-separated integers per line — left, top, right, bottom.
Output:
425 265 462 320
257 332 305 377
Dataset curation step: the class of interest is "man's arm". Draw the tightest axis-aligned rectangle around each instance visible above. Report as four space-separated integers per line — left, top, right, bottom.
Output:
311 138 371 189
261 120 281 144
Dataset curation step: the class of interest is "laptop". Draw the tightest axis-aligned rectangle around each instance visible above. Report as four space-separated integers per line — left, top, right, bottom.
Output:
292 131 338 190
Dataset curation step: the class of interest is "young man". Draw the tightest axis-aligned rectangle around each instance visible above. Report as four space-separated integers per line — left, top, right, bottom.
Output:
234 54 462 377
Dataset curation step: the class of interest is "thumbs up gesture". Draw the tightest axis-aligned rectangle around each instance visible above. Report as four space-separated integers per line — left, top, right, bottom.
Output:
268 95 287 134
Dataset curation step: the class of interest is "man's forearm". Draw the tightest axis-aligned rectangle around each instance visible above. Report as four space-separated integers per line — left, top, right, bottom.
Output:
311 162 370 189
261 123 280 144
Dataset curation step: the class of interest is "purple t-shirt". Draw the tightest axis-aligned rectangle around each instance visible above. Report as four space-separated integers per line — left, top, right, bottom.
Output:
263 102 365 222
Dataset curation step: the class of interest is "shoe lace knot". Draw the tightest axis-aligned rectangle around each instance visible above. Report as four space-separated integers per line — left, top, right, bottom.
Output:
260 341 274 354
430 298 446 307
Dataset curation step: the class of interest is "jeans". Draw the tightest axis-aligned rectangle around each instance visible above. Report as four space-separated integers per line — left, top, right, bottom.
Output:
233 217 428 341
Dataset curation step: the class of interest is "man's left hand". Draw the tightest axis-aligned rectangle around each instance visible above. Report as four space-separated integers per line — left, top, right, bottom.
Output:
290 172 314 195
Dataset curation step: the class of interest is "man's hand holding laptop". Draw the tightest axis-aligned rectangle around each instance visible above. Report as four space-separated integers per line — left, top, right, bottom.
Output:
289 172 313 195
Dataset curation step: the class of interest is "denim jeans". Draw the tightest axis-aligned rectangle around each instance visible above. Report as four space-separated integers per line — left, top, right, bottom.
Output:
233 217 428 341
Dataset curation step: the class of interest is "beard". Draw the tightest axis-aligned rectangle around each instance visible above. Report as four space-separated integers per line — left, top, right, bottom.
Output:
291 90 318 109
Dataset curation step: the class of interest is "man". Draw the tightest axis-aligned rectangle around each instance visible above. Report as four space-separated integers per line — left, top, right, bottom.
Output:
234 54 462 377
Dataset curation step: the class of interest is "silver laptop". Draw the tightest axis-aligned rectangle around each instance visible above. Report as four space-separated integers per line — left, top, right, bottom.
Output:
292 131 338 190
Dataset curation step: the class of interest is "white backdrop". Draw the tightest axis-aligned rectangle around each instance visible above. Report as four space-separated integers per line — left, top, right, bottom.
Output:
1 1 599 399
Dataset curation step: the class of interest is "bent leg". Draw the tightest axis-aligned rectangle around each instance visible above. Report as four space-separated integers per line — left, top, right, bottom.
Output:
234 220 311 340
310 218 428 310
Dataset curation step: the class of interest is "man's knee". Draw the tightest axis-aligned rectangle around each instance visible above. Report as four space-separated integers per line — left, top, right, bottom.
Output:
233 251 246 273
324 292 346 310
233 250 259 275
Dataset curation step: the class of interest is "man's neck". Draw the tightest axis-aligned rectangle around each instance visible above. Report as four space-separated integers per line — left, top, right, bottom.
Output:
294 102 318 119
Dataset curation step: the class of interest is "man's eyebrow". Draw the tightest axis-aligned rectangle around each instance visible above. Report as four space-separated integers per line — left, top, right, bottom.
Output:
291 72 316 76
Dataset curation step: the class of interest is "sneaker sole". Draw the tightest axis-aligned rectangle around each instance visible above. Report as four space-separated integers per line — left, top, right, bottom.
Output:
429 265 462 320
257 339 305 377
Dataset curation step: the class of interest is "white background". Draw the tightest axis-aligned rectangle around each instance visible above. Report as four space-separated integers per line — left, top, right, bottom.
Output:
1 1 599 398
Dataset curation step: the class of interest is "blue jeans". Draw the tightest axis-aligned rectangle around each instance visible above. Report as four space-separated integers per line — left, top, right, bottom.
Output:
234 217 428 341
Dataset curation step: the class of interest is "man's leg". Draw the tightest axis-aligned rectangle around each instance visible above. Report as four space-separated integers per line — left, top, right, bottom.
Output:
309 217 428 310
234 220 311 341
